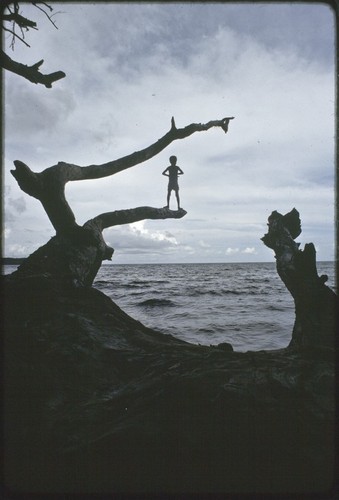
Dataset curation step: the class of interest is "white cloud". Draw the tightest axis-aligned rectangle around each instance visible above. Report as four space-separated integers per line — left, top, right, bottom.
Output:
226 247 239 255
242 247 257 255
199 240 211 248
129 220 178 245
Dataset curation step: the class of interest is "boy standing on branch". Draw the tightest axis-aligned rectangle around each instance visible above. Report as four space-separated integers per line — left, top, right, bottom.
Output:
162 155 184 210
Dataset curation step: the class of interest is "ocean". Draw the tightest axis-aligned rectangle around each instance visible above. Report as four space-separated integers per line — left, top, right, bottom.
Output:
3 261 336 352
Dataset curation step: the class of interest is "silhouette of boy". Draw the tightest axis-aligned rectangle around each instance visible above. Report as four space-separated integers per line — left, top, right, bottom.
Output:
162 155 184 210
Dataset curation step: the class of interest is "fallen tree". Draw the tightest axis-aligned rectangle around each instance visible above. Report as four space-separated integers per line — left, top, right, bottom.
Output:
3 208 337 495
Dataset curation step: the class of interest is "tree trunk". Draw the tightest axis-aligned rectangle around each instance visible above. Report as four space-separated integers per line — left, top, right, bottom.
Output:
261 208 337 351
10 207 187 287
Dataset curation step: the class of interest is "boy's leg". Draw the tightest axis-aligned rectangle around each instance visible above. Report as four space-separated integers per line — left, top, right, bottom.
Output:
175 188 180 209
165 188 171 208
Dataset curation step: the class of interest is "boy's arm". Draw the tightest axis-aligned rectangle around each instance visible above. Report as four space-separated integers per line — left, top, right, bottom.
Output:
178 167 184 175
162 168 169 176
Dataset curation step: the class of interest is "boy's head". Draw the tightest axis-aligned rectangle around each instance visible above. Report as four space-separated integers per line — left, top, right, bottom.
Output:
169 155 177 165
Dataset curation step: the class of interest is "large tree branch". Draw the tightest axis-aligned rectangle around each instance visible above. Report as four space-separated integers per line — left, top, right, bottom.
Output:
2 11 37 29
12 207 187 287
11 160 77 233
11 117 234 233
1 50 65 88
85 206 187 231
53 116 235 181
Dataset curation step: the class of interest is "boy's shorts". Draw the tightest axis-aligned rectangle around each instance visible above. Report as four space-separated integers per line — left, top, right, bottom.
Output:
168 182 179 191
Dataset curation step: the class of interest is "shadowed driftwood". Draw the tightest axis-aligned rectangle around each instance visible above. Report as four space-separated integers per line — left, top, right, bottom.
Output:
262 208 337 351
12 207 187 287
2 208 336 494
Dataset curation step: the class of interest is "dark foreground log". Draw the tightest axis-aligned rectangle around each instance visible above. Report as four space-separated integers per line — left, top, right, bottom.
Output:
2 209 337 495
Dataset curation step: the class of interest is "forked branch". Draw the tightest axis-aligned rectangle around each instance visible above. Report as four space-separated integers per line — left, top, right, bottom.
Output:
12 206 188 286
11 116 234 233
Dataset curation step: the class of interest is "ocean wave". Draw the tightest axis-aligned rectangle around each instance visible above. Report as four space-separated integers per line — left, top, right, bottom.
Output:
266 304 292 312
122 282 153 288
187 289 243 297
94 280 109 286
136 298 177 307
197 327 215 334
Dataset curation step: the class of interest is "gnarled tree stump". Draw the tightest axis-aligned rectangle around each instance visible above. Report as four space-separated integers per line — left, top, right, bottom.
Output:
262 208 337 351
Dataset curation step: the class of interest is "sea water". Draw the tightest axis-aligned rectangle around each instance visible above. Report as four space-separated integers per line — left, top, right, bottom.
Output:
93 262 336 351
3 261 336 352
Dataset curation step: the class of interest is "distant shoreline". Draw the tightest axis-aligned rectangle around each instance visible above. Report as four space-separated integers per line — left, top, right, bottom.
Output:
1 257 26 265
1 258 334 266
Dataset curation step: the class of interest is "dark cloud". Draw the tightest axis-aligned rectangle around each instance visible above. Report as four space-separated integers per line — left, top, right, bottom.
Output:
188 3 334 68
4 211 15 223
6 83 76 140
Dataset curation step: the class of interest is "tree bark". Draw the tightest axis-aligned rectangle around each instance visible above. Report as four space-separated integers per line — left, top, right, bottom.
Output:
261 208 337 351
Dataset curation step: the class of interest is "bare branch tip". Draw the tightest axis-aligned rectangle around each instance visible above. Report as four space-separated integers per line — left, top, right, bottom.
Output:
221 116 235 134
31 59 44 70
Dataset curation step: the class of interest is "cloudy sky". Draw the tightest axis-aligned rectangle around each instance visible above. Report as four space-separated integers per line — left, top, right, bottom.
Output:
3 2 336 263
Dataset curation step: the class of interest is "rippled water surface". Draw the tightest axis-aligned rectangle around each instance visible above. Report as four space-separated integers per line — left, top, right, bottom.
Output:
93 261 335 351
3 261 335 352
